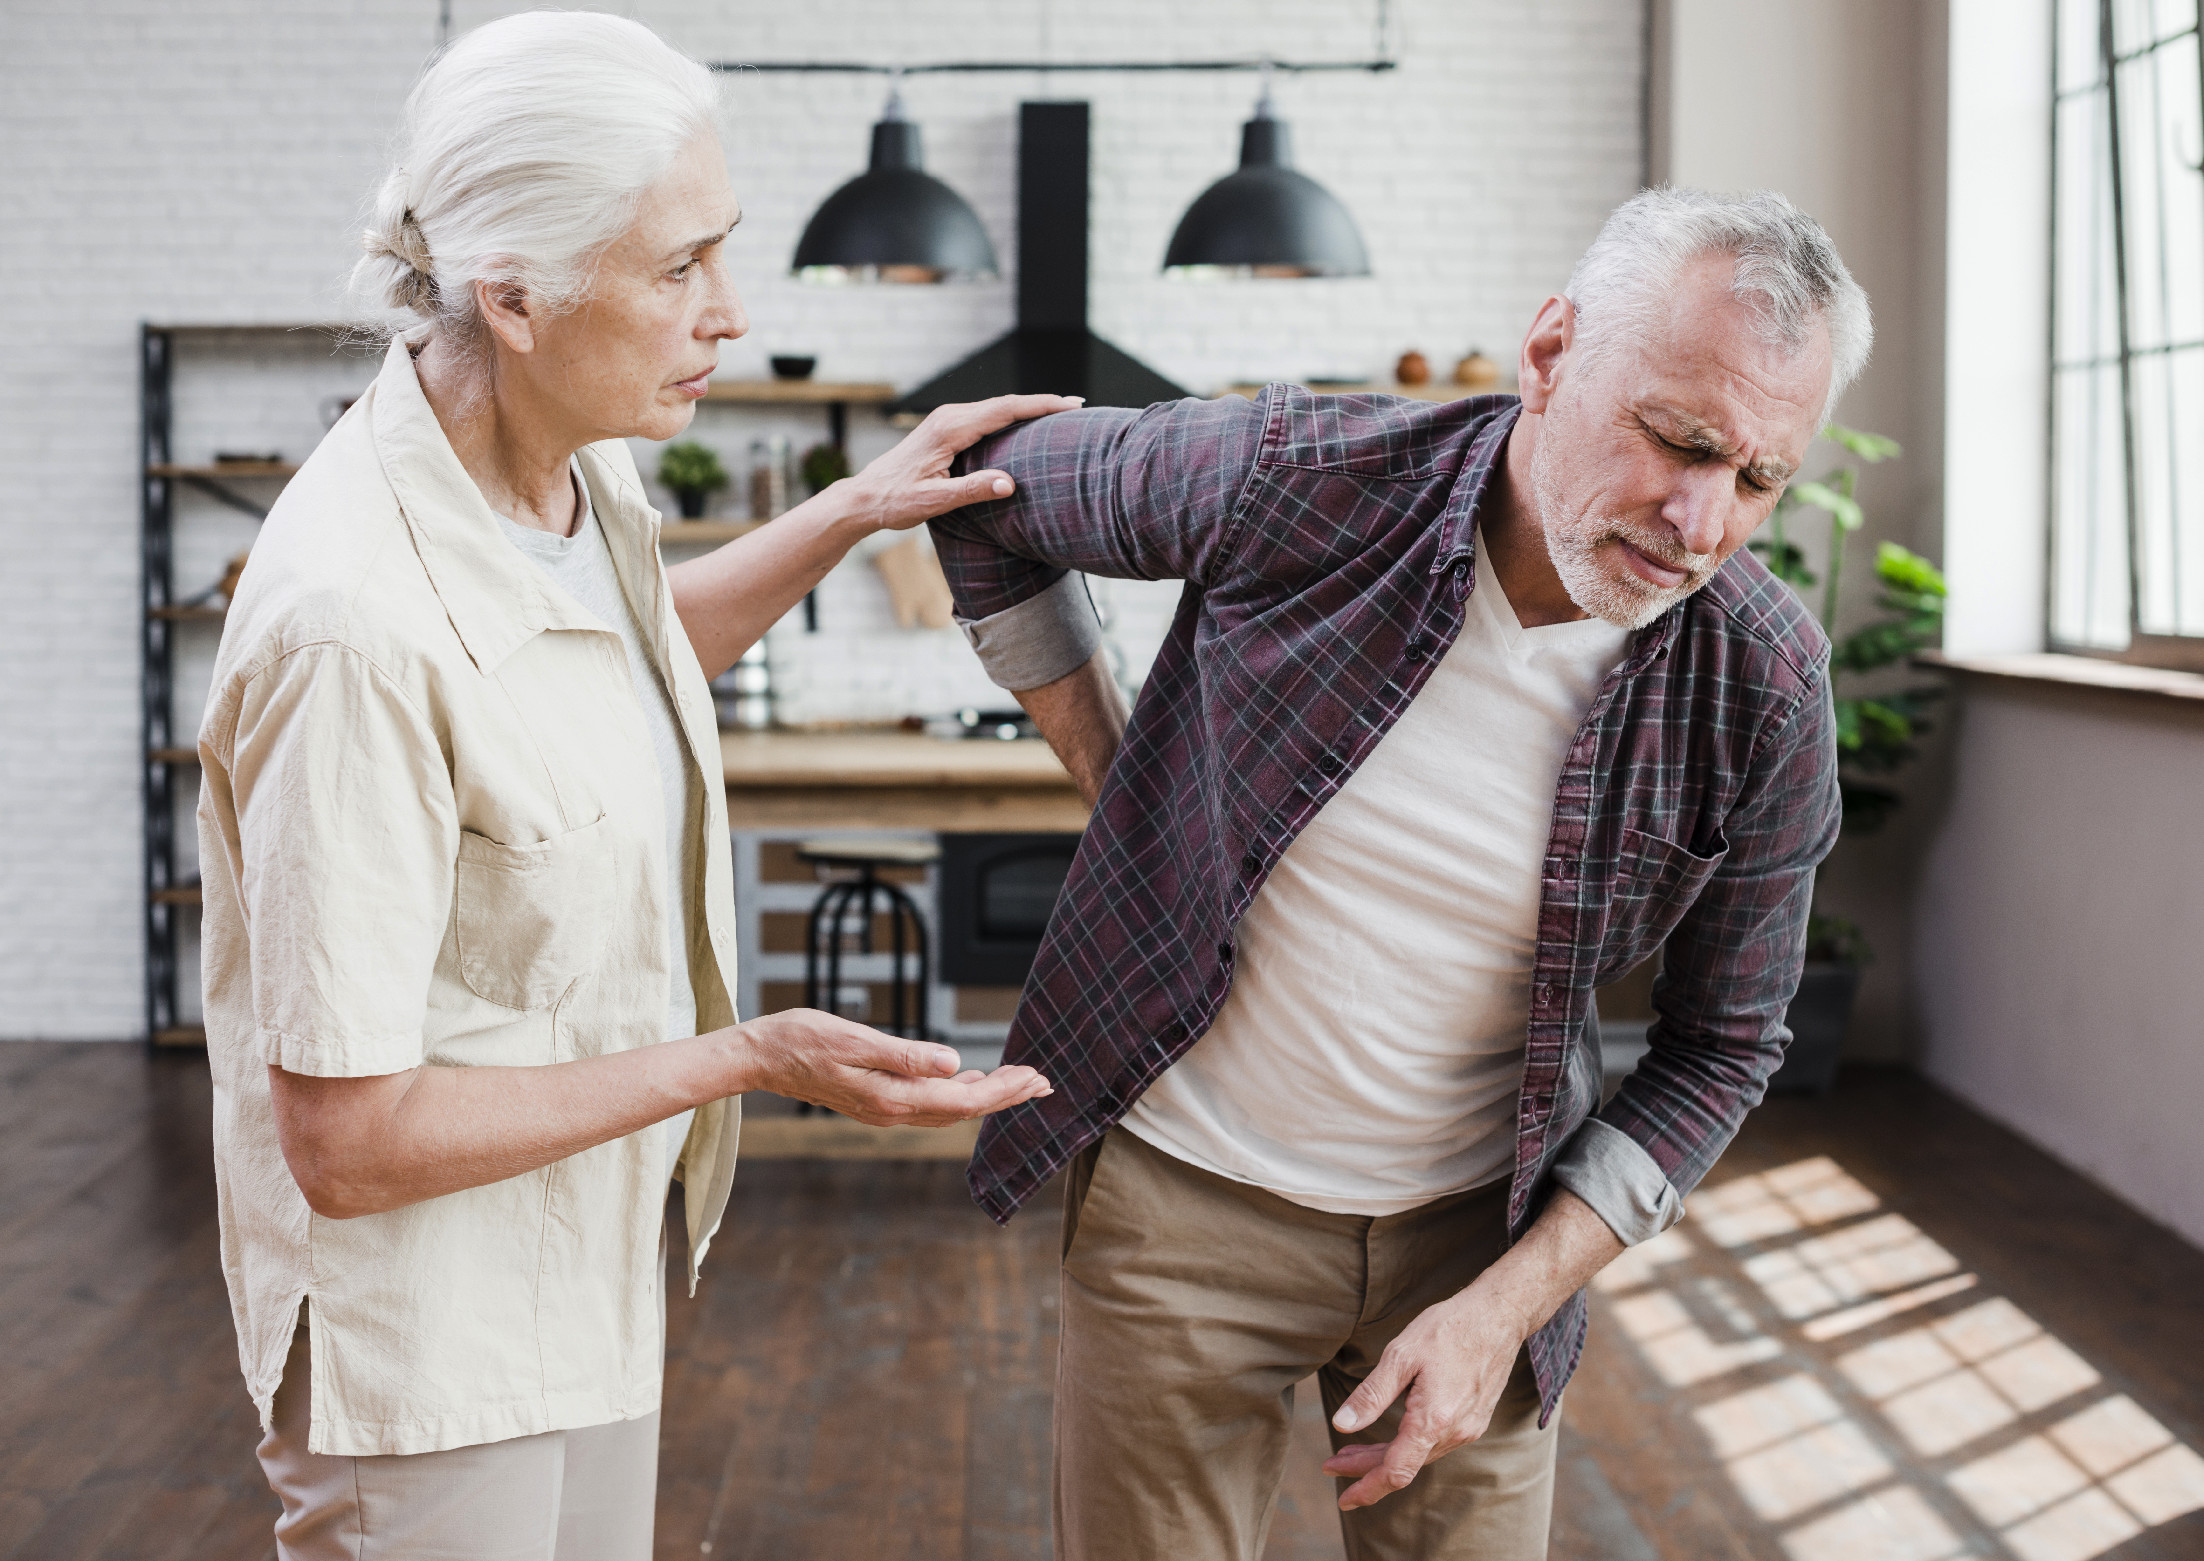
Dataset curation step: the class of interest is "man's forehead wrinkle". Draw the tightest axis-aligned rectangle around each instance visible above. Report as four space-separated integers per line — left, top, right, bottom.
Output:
1643 399 1801 481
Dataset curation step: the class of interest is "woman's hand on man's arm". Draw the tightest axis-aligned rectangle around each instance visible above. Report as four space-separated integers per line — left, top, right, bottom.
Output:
668 393 1082 679
268 1011 1049 1220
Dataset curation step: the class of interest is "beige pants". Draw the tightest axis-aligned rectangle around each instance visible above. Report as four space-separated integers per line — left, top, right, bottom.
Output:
1055 1129 1559 1561
255 1316 659 1561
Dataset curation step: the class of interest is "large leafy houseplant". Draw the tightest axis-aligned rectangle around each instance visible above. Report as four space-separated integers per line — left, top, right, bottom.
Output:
1748 425 1947 964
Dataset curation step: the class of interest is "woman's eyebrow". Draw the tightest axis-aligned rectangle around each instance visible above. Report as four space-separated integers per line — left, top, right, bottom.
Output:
658 215 741 264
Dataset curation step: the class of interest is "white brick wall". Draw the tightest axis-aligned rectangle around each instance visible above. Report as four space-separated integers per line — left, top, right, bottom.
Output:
0 0 1640 1038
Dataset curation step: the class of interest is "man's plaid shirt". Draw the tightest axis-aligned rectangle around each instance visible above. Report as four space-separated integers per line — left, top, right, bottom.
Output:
930 387 1840 1417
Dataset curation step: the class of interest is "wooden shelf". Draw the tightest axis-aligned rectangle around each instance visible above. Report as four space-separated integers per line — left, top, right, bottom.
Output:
148 747 198 766
148 604 225 622
149 461 297 479
659 520 764 545
701 379 897 406
152 1024 206 1048
150 884 201 907
146 321 357 336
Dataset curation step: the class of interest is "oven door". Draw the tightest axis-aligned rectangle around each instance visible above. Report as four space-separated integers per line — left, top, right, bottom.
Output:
937 833 1082 987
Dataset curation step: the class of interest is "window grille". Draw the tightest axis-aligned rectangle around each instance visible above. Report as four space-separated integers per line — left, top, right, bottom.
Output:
2050 0 2204 664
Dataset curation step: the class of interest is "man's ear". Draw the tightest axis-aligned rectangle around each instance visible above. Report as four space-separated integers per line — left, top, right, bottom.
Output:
1516 294 1575 416
475 278 536 355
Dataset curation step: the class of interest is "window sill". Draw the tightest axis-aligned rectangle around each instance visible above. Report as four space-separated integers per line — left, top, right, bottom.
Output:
1919 649 2204 706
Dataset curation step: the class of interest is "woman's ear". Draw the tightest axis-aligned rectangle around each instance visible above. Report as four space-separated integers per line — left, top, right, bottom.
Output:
1516 294 1575 416
475 278 536 355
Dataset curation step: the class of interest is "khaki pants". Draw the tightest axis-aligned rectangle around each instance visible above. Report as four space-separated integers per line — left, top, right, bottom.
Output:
1055 1129 1558 1561
254 1319 660 1560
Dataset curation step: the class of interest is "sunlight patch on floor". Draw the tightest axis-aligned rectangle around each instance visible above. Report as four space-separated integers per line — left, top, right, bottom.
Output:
1594 1155 2204 1561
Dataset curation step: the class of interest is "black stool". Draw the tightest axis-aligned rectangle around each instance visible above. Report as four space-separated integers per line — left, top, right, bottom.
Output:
798 834 939 1042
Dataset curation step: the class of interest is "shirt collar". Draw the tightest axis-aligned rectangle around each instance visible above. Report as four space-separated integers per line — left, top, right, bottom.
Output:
1430 394 1685 662
1432 396 1523 572
369 337 611 674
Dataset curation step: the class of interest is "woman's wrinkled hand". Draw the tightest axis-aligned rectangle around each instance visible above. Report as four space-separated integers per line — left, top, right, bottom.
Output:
731 1008 1052 1126
834 393 1083 533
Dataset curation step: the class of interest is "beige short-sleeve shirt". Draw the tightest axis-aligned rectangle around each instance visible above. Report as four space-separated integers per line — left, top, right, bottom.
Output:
196 338 741 1457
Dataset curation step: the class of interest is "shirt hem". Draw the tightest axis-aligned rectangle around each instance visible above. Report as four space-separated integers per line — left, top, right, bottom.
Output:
296 1386 664 1459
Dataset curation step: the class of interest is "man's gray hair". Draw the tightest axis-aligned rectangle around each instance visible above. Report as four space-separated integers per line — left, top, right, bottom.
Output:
1566 188 1872 420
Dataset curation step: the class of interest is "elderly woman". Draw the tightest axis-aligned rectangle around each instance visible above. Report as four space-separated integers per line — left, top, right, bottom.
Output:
197 13 1063 1557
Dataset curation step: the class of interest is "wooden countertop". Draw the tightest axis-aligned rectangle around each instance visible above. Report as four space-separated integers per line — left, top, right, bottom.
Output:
721 729 1075 788
720 730 1087 832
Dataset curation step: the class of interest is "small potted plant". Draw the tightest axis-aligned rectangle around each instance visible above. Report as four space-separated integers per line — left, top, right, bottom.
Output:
657 440 728 519
799 441 852 496
1751 426 1948 1093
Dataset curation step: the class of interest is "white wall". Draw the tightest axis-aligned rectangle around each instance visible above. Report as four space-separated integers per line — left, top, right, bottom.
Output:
0 0 1642 1038
1652 0 1951 1060
1916 685 2204 1247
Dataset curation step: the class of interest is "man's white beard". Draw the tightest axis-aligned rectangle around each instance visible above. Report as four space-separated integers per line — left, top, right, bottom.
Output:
1529 443 1717 630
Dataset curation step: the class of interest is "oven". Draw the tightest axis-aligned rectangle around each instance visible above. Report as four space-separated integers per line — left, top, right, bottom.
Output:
936 833 1083 987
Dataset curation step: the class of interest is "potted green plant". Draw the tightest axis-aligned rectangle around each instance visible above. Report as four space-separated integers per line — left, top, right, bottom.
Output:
1749 425 1947 1093
657 440 728 519
799 441 852 496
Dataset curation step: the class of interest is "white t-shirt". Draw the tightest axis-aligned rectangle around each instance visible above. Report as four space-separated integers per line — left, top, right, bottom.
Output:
499 464 701 1183
1121 533 1631 1215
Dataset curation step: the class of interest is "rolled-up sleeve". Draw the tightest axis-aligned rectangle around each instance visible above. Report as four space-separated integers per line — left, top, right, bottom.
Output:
956 571 1106 693
224 642 457 1077
1551 1118 1686 1245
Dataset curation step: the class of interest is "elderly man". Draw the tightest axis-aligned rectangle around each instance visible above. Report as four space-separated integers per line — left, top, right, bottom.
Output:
929 188 1867 1560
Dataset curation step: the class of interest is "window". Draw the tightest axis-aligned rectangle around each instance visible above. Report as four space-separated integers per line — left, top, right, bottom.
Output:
2050 0 2204 666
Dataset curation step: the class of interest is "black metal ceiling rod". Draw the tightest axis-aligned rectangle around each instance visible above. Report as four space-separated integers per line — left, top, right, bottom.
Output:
712 60 1395 75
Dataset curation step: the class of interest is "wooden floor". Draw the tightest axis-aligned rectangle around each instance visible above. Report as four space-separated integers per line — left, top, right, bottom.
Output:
4 1046 2202 1560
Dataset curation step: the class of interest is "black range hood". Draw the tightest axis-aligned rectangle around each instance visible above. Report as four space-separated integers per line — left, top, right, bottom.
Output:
892 102 1191 416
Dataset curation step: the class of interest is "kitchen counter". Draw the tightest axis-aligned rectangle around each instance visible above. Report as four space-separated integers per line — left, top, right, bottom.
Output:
720 729 1089 832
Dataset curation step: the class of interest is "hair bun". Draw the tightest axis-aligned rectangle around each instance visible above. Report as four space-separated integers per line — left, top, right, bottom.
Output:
362 201 437 314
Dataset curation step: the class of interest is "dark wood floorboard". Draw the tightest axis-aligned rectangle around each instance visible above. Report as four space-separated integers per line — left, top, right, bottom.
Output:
5 1049 2201 1560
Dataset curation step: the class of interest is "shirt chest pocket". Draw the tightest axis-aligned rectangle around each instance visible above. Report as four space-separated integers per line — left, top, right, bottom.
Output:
1605 826 1729 964
455 814 615 1010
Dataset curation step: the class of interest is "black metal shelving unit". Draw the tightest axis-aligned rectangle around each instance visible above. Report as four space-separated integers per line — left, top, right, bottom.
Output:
138 323 310 1051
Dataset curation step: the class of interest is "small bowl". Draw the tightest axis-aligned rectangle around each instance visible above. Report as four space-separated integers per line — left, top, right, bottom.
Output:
769 355 817 381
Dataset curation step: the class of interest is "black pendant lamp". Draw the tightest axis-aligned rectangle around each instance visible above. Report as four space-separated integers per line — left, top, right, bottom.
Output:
1163 72 1371 280
793 80 999 284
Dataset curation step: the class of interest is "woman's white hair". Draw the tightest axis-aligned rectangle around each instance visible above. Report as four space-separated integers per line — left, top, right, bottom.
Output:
1565 187 1872 422
351 10 719 353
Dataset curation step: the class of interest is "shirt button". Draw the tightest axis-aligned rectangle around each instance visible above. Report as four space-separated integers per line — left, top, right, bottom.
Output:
1318 751 1345 776
1217 941 1234 963
1241 852 1260 875
1406 640 1432 663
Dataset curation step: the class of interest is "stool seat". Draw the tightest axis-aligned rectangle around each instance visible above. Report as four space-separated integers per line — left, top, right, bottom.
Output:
797 834 942 868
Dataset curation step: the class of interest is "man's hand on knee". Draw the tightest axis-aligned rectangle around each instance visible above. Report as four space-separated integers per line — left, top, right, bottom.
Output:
1321 1292 1525 1510
1322 1189 1624 1509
